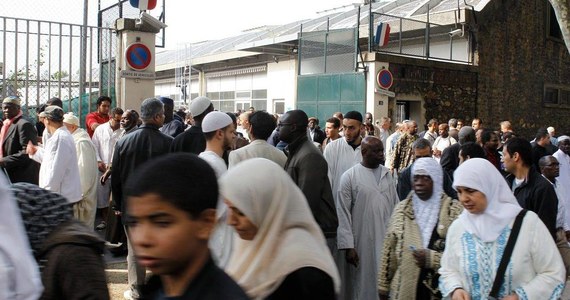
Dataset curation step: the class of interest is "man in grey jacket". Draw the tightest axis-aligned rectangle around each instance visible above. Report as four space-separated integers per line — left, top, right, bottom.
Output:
279 110 338 249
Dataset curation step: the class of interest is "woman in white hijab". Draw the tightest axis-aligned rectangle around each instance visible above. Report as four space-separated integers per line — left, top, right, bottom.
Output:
439 158 565 300
220 158 340 300
378 157 462 300
0 173 43 299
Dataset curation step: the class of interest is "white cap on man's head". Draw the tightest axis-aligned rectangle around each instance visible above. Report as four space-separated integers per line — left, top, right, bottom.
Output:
202 111 232 133
547 126 555 133
63 112 79 126
189 96 211 117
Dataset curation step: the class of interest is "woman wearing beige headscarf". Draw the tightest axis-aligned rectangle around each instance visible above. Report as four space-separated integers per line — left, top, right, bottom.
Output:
220 158 340 300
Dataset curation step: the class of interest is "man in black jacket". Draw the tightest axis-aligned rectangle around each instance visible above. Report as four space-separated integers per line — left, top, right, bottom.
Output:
111 98 173 299
0 96 40 184
440 126 475 180
504 137 558 240
171 96 213 154
279 110 338 249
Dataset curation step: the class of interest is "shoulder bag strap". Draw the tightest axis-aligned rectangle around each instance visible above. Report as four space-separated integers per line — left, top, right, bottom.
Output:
489 209 528 298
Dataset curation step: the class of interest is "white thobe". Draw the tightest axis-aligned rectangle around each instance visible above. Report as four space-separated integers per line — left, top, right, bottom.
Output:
553 149 570 226
337 164 399 300
30 127 82 203
199 150 233 268
92 122 122 208
71 128 99 228
379 128 391 149
228 139 287 169
323 137 362 299
323 137 363 197
432 136 457 162
384 131 401 170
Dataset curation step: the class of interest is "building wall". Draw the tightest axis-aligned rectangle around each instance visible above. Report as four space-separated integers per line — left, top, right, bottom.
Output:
387 61 478 128
476 0 570 138
267 59 297 113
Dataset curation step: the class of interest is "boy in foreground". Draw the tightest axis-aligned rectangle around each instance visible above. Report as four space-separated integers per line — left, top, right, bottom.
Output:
125 153 249 300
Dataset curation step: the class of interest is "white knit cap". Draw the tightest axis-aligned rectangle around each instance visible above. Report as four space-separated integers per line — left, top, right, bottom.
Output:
547 126 555 133
63 112 79 127
558 135 570 143
202 111 232 133
189 96 212 117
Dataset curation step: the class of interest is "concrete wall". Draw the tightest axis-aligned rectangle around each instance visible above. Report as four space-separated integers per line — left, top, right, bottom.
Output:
267 59 297 112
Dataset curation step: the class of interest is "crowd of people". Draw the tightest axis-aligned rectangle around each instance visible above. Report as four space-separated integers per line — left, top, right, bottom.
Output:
1 94 569 300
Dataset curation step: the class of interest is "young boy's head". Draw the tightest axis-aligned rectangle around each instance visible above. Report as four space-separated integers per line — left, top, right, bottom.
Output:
125 153 218 276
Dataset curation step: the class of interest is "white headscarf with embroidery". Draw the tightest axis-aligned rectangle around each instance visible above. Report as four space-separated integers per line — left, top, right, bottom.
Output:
453 158 522 242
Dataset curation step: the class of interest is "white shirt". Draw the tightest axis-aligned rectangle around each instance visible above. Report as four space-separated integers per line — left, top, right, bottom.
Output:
199 150 227 178
323 137 363 196
553 149 570 226
92 122 122 164
30 127 82 203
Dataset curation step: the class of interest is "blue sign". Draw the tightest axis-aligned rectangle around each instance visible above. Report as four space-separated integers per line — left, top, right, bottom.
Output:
125 43 152 71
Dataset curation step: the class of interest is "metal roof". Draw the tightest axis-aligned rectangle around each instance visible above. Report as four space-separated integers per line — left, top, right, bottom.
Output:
156 0 487 68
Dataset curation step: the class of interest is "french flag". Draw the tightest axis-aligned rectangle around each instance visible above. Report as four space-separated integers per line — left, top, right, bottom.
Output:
130 0 157 10
375 23 391 47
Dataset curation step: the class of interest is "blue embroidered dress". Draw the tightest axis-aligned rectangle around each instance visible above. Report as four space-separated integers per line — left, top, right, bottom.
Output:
439 211 565 300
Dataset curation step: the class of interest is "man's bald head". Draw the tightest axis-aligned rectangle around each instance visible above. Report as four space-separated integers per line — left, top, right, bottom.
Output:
361 136 385 168
283 110 309 128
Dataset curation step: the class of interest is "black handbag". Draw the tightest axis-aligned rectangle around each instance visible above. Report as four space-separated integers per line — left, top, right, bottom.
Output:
488 209 527 300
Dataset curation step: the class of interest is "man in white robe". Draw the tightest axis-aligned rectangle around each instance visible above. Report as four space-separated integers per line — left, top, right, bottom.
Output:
199 111 236 267
63 113 98 229
323 110 364 299
92 108 123 230
553 135 570 225
27 106 82 205
338 136 399 300
229 111 286 169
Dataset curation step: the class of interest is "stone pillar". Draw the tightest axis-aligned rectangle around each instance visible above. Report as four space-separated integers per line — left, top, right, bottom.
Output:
114 18 160 110
365 57 391 122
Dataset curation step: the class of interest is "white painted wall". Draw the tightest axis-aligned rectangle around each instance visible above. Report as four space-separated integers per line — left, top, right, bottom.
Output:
267 59 297 113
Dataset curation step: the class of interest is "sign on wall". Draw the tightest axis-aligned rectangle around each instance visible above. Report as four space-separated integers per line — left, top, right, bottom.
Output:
125 43 152 71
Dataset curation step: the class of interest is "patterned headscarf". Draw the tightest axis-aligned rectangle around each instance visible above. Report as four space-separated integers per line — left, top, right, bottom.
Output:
11 183 73 258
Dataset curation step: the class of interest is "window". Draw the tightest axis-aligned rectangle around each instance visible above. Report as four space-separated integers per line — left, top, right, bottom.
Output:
252 89 267 99
547 4 563 40
543 84 570 108
206 92 220 100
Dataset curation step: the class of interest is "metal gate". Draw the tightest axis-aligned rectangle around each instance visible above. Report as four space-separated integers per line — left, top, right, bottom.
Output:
0 16 116 125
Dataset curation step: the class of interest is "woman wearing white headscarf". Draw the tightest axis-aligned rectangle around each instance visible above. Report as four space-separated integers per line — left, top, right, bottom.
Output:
439 158 565 300
220 158 340 300
0 173 43 299
378 158 462 300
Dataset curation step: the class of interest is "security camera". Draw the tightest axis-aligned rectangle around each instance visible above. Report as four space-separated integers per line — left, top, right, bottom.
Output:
135 12 167 33
449 29 463 37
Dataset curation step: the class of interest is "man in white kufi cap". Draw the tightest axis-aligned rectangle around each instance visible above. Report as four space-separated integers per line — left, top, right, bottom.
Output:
198 111 236 268
63 112 98 228
171 96 214 153
554 135 570 227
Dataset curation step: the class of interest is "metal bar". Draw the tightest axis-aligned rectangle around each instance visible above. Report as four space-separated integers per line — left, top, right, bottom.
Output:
36 21 41 108
324 19 328 74
0 15 113 29
107 28 112 97
25 20 30 106
0 29 81 38
69 24 72 112
14 19 18 96
98 27 103 97
88 27 93 113
79 0 88 124
425 5 430 58
368 3 373 52
58 23 62 99
399 18 403 54
2 18 7 99
355 9 360 72
48 22 52 100
298 24 303 76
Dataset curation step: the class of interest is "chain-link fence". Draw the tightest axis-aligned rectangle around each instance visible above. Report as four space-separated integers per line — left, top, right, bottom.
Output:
370 12 471 63
0 16 116 125
298 28 358 75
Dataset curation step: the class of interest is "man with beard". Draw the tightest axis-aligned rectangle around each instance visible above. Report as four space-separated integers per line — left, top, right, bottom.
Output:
198 111 236 268
337 136 399 300
0 96 40 184
198 111 235 178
